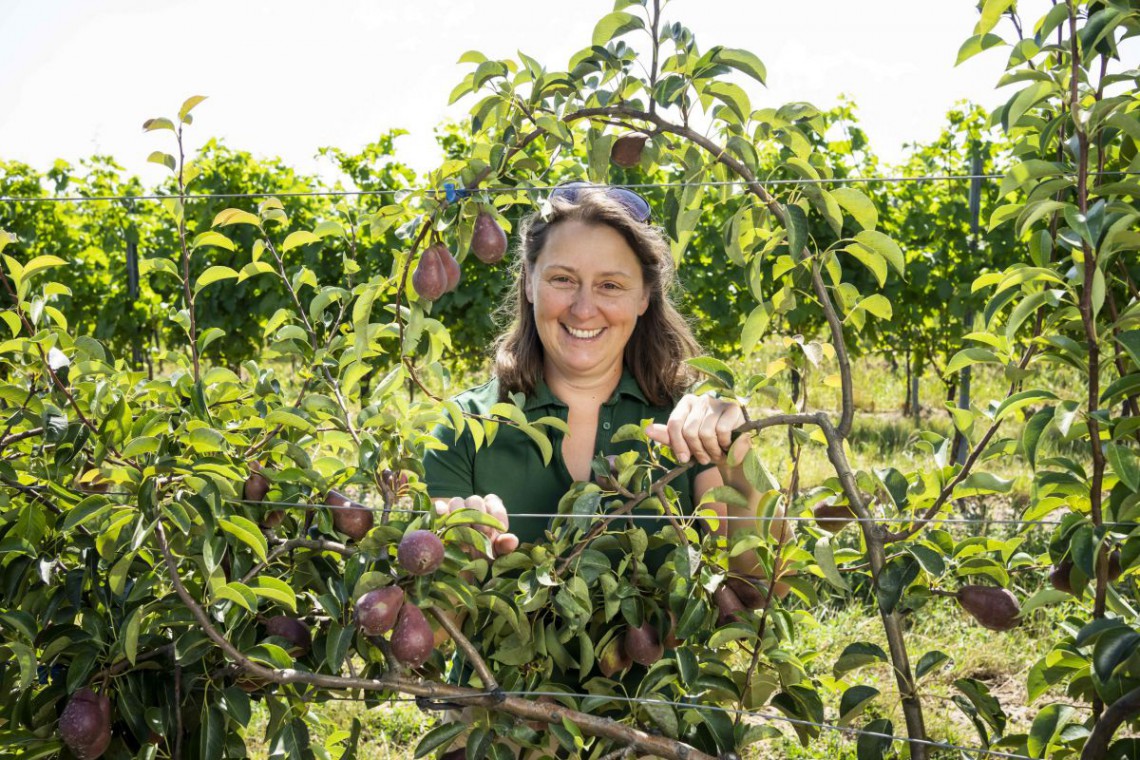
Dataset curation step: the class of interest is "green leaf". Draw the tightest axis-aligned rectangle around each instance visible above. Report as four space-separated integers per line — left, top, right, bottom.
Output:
956 33 1005 65
264 409 314 432
591 11 644 46
994 389 1057 421
251 577 297 613
851 294 892 322
213 208 262 228
915 650 950 680
282 231 321 253
123 608 141 665
7 641 36 689
857 718 893 760
1022 408 1052 469
853 231 904 277
519 423 553 466
61 496 111 533
1116 330 1140 368
831 187 878 231
191 231 236 251
954 472 1014 497
843 242 887 287
876 554 919 614
833 642 888 676
741 303 771 356
713 47 766 85
945 347 1001 376
214 582 258 612
686 356 735 390
219 516 269 563
179 95 208 122
413 722 466 758
785 204 808 260
1093 627 1140 683
1020 588 1070 617
1006 80 1056 129
703 80 750 123
22 255 67 279
142 117 175 132
1105 443 1139 493
838 685 879 726
975 0 1014 35
814 536 849 591
147 151 176 172
1028 704 1076 758
193 266 239 295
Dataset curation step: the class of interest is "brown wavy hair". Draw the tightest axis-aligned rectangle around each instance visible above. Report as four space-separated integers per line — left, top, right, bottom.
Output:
493 186 700 407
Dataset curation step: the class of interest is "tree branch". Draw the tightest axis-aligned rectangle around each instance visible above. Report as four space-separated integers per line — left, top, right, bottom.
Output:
153 517 714 760
1080 684 1140 760
426 607 497 692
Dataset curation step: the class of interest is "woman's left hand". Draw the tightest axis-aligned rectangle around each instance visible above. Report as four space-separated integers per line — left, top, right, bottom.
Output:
645 393 747 466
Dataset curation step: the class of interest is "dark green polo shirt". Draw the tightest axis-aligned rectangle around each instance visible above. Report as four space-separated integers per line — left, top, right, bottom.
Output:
423 369 711 544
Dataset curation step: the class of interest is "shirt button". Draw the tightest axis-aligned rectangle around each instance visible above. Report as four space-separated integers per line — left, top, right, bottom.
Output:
603 422 611 430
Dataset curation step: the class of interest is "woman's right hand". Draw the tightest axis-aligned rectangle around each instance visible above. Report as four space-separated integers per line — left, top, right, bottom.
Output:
433 493 519 559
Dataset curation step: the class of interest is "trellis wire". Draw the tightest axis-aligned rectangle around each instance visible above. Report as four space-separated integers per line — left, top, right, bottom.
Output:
0 171 1135 204
7 483 1133 528
311 689 1035 760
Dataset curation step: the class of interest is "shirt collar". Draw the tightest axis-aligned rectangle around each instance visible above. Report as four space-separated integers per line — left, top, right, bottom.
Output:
523 367 649 411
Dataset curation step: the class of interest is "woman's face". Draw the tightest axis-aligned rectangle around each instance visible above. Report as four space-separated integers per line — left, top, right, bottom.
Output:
526 219 650 385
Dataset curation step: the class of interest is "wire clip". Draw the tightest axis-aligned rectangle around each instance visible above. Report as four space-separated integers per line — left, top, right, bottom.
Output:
443 182 471 204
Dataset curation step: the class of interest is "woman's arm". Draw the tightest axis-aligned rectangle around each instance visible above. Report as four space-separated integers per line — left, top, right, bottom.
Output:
647 394 794 580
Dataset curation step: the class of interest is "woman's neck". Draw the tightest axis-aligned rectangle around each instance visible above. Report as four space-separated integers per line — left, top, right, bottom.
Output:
544 360 623 408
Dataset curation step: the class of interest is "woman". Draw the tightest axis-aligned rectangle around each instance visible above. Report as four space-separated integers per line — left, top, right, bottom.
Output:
424 181 783 577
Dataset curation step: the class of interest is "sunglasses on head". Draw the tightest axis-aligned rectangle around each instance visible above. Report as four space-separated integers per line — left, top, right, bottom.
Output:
548 181 652 223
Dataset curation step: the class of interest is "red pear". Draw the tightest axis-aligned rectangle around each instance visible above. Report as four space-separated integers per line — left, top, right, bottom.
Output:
390 603 434 668
264 615 312 656
327 489 373 541
713 584 745 626
598 636 632 677
956 585 1020 631
59 688 112 760
355 587 405 636
397 530 445 576
611 133 647 168
470 211 508 264
623 622 664 666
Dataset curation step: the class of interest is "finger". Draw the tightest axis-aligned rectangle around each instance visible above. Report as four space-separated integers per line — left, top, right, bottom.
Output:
680 396 711 464
644 422 670 445
697 410 722 464
484 494 509 534
464 494 496 539
493 533 519 557
433 499 451 518
715 402 745 453
447 496 465 513
666 396 695 463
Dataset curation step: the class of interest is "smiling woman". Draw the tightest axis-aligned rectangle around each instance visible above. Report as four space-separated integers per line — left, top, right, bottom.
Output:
423 183 786 569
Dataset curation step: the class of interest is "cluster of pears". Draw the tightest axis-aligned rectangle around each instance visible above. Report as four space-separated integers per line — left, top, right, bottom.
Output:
1049 550 1122 594
354 529 446 668
243 462 380 541
412 208 508 302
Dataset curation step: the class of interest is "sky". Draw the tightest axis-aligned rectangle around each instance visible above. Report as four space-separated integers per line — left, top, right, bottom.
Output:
0 1 1041 190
